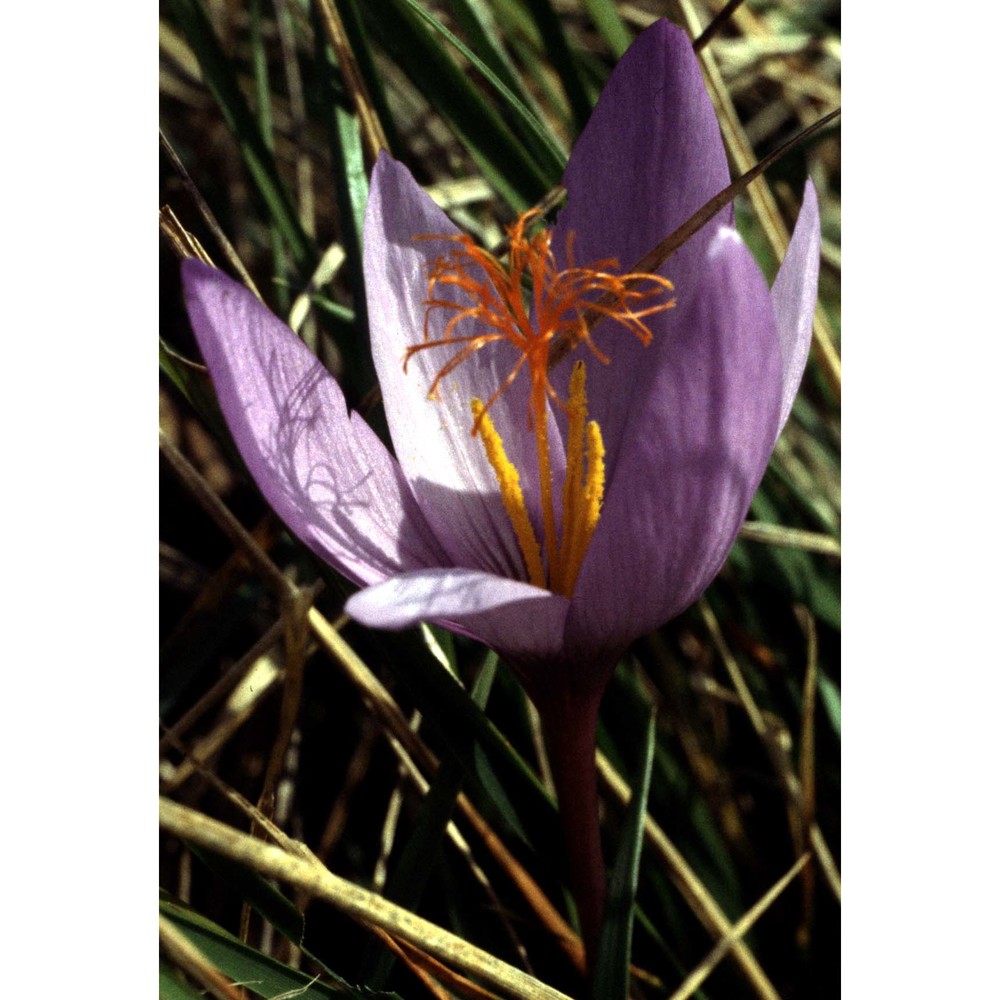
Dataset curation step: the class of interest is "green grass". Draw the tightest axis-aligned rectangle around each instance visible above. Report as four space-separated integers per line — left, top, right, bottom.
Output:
160 2 840 997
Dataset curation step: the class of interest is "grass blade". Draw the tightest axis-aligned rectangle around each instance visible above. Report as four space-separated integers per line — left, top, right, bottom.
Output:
168 0 316 276
591 710 656 999
363 0 554 208
363 655 500 986
373 632 562 857
399 0 566 178
160 896 398 999
521 0 593 132
580 0 631 57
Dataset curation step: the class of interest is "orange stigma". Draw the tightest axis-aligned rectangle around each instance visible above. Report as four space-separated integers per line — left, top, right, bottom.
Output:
405 209 675 422
406 209 676 596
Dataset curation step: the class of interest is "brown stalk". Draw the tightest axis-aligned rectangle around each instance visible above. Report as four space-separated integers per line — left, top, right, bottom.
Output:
698 598 841 900
375 929 506 1000
160 798 574 1000
160 130 261 298
314 0 388 164
159 204 213 265
796 606 819 944
308 611 584 971
159 915 246 1000
667 853 812 1000
693 0 748 52
370 927 455 1000
158 617 285 751
254 586 312 848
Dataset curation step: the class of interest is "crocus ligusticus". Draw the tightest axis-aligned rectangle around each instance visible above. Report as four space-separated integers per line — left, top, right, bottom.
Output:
181 18 820 966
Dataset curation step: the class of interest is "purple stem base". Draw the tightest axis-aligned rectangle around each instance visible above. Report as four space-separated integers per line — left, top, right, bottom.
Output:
537 689 605 971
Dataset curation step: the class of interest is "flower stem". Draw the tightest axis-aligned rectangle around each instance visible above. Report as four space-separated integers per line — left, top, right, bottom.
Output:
537 689 605 972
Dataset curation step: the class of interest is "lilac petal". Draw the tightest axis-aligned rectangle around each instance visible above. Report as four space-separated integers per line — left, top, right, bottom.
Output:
551 20 733 479
346 568 570 662
181 259 447 586
771 181 821 433
364 154 563 578
566 225 782 652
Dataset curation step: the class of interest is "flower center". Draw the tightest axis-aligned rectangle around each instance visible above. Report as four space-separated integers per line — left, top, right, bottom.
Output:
405 209 675 596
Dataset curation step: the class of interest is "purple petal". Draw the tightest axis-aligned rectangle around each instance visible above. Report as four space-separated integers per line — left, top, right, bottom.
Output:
771 181 821 433
364 154 563 578
566 225 782 651
346 568 570 662
181 259 447 586
551 20 733 479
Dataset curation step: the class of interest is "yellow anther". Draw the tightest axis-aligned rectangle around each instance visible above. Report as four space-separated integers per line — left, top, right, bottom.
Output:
570 418 606 594
473 361 605 598
554 361 588 593
552 363 606 596
471 398 546 588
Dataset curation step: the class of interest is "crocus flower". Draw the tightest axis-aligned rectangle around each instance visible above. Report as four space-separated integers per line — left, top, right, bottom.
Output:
181 18 820 964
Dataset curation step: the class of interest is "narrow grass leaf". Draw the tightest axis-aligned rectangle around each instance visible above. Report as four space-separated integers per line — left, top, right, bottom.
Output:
507 34 571 128
376 633 561 856
446 0 557 142
332 0 404 155
188 846 306 948
248 0 290 315
304 291 356 326
591 710 656 1000
423 622 459 673
579 0 632 57
159 342 221 435
160 897 401 999
364 0 553 208
363 756 468 986
169 0 316 275
521 0 593 132
305 6 378 396
817 669 841 737
606 660 744 916
331 106 371 318
159 959 206 1000
400 0 566 176
470 649 499 703
363 653 499 986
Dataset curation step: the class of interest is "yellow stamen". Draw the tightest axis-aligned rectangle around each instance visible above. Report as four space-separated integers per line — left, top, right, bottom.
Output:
411 210 673 598
553 363 606 596
553 361 588 594
572 418 606 595
471 398 545 588
473 363 606 598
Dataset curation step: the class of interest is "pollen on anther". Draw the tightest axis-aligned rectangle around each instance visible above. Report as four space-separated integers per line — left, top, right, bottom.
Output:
470 398 545 588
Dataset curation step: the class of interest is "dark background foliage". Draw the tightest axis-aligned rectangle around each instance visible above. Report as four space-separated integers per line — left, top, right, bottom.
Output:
159 2 841 997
